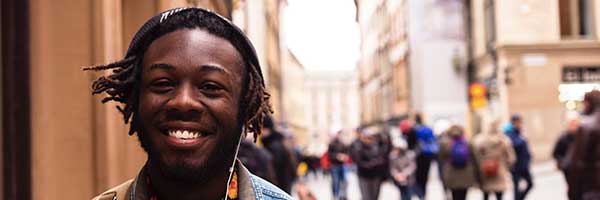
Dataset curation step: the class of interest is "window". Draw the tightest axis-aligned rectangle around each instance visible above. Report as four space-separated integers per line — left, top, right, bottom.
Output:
560 0 596 39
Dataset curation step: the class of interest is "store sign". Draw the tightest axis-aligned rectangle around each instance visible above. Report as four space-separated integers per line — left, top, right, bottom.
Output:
521 54 547 67
562 67 600 83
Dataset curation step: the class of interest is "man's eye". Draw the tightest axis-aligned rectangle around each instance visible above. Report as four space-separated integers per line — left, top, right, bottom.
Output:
200 83 223 92
150 79 174 91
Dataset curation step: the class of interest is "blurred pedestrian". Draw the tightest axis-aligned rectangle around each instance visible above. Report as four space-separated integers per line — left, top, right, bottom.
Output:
389 136 416 200
552 112 579 199
438 125 477 200
321 148 332 177
506 114 534 200
565 90 600 200
301 154 321 180
413 114 438 199
400 119 418 150
351 129 387 200
328 131 350 200
473 120 516 200
261 116 298 193
435 120 453 198
238 136 277 183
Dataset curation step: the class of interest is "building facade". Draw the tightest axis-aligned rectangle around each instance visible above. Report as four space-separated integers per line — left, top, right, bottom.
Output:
356 0 469 132
356 0 411 132
304 70 360 155
408 0 469 128
232 0 286 122
281 50 308 148
468 0 600 160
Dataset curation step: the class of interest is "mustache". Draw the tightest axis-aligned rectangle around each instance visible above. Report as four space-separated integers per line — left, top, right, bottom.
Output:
164 109 201 121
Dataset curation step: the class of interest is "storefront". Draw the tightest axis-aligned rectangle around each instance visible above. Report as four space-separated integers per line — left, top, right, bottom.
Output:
496 42 600 161
559 67 600 111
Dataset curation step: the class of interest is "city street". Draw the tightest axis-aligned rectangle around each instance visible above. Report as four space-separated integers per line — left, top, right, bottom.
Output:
298 161 567 200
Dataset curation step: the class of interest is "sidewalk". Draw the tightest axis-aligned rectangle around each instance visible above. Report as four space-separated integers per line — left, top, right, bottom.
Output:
297 161 567 200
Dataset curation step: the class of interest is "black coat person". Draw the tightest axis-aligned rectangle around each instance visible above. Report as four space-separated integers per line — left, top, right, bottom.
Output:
351 130 388 200
261 116 298 193
238 139 277 183
565 90 600 200
553 113 578 173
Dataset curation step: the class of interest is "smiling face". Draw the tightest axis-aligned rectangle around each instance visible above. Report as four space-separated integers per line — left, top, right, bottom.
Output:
137 28 245 183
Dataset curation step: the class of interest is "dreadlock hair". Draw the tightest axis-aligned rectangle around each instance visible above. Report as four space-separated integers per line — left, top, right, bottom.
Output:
83 8 271 141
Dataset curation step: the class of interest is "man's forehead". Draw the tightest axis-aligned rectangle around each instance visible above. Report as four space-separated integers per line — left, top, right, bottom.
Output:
142 29 244 74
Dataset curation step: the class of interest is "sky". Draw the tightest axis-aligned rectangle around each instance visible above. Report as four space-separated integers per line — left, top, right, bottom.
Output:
283 0 360 71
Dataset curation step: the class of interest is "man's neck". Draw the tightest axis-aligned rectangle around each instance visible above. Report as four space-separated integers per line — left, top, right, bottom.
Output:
147 164 230 200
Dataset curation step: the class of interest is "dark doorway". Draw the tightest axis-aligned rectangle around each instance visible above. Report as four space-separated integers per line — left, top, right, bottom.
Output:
1 0 31 199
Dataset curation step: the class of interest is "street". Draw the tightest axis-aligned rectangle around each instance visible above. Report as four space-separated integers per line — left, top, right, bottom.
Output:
297 161 567 200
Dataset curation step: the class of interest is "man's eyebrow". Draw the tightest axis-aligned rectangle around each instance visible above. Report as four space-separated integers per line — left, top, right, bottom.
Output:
148 63 231 75
149 63 175 71
196 64 230 75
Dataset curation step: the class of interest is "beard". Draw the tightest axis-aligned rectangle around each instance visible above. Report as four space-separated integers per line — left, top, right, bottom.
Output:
137 124 242 185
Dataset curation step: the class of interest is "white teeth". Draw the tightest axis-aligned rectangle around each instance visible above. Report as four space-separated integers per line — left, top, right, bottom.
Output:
168 130 201 139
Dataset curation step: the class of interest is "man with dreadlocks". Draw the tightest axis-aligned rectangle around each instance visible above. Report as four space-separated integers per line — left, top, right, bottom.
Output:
86 7 293 200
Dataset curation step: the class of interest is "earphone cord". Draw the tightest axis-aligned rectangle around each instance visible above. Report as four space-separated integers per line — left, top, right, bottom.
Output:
224 130 244 200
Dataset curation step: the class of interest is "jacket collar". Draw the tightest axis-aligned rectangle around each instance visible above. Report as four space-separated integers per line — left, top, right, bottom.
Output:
128 160 257 200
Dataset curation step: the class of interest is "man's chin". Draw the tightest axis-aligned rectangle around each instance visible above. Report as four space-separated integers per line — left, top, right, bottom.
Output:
153 158 217 184
145 147 233 185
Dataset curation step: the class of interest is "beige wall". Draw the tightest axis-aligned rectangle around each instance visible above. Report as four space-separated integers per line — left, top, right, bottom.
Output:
281 51 307 146
392 60 410 116
496 0 560 44
471 0 487 58
596 0 600 39
30 0 97 199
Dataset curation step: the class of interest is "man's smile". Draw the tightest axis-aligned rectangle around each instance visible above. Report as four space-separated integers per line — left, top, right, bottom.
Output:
167 129 202 139
159 122 214 149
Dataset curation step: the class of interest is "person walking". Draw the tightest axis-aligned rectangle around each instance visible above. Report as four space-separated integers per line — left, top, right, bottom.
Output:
438 125 477 200
400 119 418 150
238 136 277 184
473 120 516 200
261 116 298 193
351 129 387 200
552 112 579 199
413 114 438 199
389 137 416 200
565 90 600 200
328 131 350 200
506 114 534 200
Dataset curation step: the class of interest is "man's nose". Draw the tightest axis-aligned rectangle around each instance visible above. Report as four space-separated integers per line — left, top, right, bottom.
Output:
166 84 202 114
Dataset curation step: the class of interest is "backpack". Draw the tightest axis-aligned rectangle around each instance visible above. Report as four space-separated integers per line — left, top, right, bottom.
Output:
415 125 439 156
450 138 469 168
481 159 499 177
